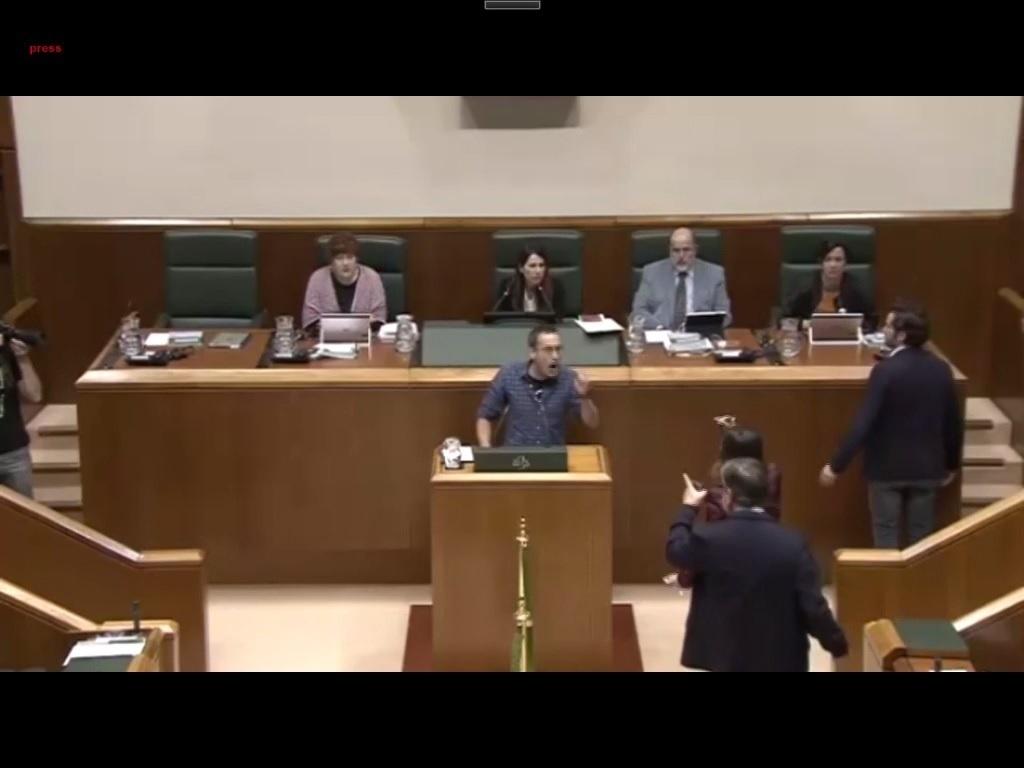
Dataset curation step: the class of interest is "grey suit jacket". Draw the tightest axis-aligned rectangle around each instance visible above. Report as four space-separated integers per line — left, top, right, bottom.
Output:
631 257 732 330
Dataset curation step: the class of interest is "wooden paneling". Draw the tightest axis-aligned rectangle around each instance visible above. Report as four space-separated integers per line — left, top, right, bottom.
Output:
0 97 14 150
405 229 493 320
21 213 1010 403
1 150 28 309
833 491 1024 672
874 217 1008 396
430 446 612 671
76 332 962 585
0 577 93 670
721 226 782 329
582 226 629 320
1001 103 1024 299
957 586 1024 672
991 288 1024 456
0 487 208 671
25 227 164 400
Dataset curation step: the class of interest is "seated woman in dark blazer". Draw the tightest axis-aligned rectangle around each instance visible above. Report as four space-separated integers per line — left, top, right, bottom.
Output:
669 421 782 588
784 240 875 328
495 245 566 318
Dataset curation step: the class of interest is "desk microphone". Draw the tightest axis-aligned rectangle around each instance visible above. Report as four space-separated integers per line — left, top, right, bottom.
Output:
536 284 554 314
490 280 514 312
756 330 785 366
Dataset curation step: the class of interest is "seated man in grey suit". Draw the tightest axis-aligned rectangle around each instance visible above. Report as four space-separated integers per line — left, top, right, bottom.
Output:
632 227 732 330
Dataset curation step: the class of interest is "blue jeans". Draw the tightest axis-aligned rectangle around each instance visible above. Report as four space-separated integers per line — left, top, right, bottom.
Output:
0 445 34 499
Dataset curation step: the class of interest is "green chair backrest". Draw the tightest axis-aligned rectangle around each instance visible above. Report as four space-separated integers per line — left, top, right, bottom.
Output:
164 230 262 328
492 229 583 317
317 234 408 321
630 228 723 296
779 225 876 309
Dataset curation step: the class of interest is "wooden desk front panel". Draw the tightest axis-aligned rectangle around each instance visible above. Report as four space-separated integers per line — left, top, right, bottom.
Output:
431 480 613 671
78 341 964 583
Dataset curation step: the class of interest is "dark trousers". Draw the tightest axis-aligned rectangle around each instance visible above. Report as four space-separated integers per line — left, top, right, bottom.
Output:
868 480 939 549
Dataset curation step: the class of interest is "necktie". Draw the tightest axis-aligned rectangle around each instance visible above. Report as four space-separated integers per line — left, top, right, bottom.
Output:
672 271 689 330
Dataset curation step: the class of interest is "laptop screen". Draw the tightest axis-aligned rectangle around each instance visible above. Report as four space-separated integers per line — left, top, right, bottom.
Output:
809 313 863 341
685 311 726 338
320 314 372 344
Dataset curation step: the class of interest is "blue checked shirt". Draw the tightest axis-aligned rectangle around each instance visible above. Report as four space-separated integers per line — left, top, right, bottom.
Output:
477 361 583 446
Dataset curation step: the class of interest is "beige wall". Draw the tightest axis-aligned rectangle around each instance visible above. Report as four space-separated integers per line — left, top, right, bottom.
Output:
12 95 1022 218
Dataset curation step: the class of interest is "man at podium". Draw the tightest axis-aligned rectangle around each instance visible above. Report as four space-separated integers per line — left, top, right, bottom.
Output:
476 325 599 447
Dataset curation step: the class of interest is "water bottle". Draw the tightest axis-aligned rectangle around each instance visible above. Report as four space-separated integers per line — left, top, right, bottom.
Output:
626 313 646 355
778 317 804 359
274 315 295 357
441 436 462 469
118 315 143 357
395 314 416 354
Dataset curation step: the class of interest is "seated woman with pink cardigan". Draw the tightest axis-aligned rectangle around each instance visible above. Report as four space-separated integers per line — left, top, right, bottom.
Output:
301 232 388 331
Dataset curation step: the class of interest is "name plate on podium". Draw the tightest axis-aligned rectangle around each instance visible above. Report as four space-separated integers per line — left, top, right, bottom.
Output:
474 446 569 472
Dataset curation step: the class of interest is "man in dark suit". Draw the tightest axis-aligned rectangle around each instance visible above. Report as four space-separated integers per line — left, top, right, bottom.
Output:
820 303 963 548
666 458 848 672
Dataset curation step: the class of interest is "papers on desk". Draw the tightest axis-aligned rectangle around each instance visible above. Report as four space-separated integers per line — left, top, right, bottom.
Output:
208 332 249 349
310 342 359 360
145 331 203 347
862 332 887 347
460 446 475 463
378 321 419 343
574 315 624 335
644 330 672 345
664 333 713 355
715 349 746 360
64 635 145 665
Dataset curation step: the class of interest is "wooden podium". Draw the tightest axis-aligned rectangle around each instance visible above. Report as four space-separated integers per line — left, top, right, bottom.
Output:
430 445 613 671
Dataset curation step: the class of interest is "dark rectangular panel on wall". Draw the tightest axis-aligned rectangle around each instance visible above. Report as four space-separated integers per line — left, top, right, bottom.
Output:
583 227 630 320
0 97 14 150
875 217 1008 396
405 229 493 320
722 226 783 330
1010 108 1024 293
3 149 32 306
26 227 164 402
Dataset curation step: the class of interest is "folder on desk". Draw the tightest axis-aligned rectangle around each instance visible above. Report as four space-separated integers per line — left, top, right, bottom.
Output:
208 332 250 349
574 315 624 334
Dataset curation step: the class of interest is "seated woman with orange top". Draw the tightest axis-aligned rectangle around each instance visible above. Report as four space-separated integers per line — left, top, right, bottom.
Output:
784 240 875 328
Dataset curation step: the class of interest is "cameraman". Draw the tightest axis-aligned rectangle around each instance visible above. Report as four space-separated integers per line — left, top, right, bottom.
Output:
0 332 43 498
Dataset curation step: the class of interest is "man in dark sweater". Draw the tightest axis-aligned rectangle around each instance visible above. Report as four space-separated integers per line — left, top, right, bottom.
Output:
820 303 963 548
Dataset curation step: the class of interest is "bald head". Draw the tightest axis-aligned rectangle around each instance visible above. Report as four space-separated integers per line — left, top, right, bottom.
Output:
669 228 698 270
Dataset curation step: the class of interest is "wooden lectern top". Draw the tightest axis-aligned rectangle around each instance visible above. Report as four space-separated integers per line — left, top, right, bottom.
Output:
431 445 611 484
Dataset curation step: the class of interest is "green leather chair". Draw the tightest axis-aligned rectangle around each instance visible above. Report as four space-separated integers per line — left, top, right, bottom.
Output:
317 234 407 321
491 229 583 317
778 225 876 315
630 228 723 296
160 230 265 328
